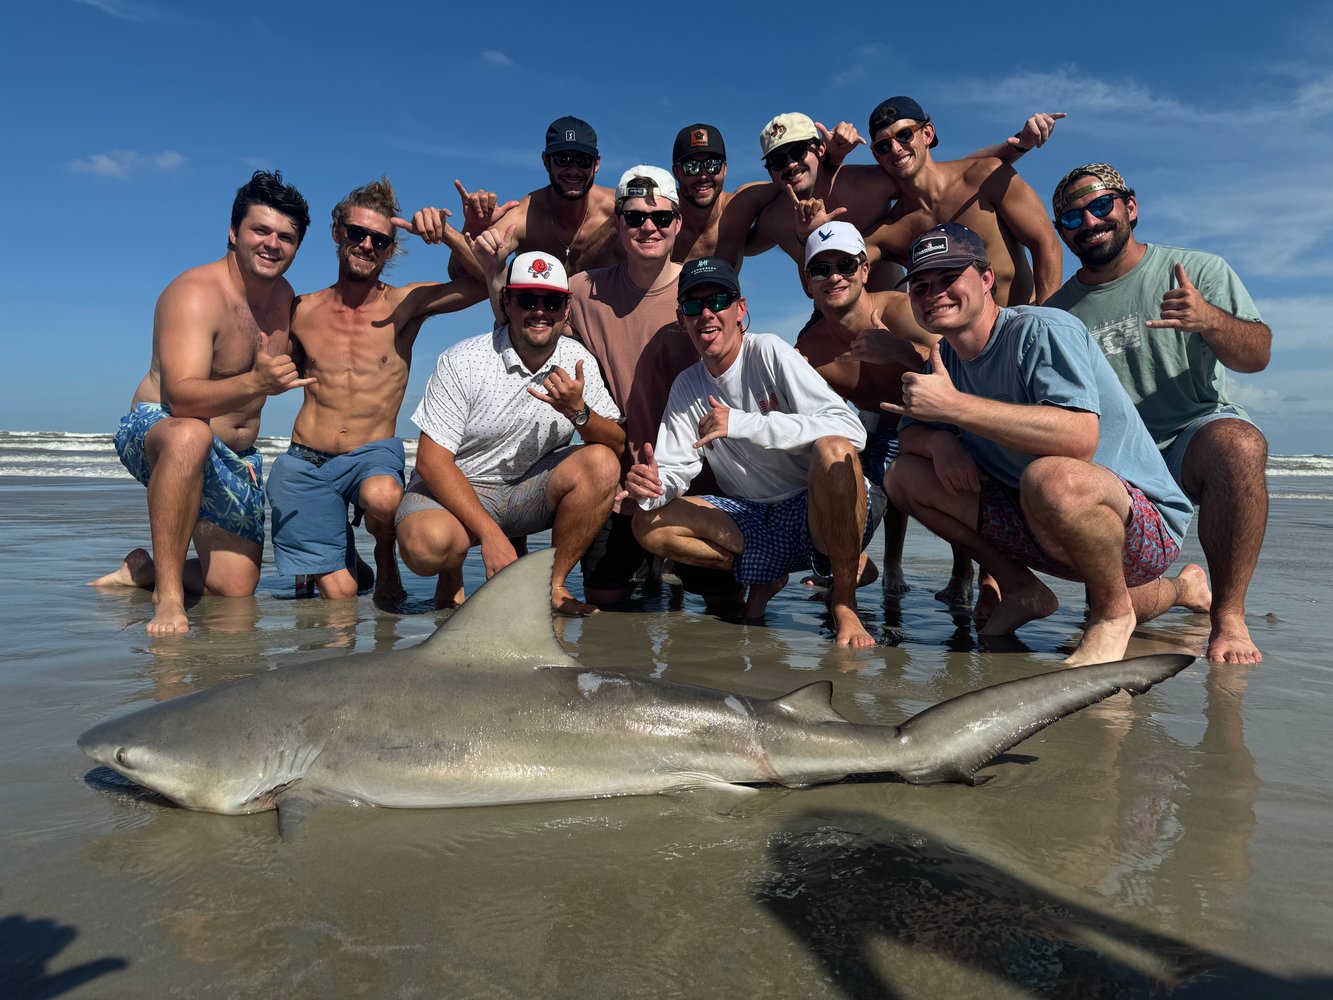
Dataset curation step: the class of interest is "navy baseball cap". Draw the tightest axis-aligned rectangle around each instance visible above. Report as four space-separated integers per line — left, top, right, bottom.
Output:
545 116 598 156
678 257 741 298
898 224 989 285
868 96 939 149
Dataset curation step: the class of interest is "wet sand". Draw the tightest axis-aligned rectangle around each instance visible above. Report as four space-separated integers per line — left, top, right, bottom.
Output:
1 476 1330 998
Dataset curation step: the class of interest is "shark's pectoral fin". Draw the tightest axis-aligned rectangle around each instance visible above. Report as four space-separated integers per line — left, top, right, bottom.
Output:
275 788 326 840
771 682 849 724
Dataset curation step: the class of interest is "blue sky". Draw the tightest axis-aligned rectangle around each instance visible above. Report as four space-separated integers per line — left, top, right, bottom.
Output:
5 1 1331 455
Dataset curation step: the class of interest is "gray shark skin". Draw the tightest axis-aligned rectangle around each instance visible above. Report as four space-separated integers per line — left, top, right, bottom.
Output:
79 550 1193 821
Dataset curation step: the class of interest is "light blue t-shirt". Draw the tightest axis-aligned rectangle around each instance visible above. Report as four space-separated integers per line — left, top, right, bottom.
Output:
899 306 1193 545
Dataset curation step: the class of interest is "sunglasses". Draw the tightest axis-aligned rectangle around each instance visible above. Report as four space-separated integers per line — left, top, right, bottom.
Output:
679 290 739 317
551 152 596 169
679 157 724 177
806 254 865 281
511 291 569 312
871 122 928 157
619 209 678 229
1056 192 1127 231
763 140 818 173
341 223 394 251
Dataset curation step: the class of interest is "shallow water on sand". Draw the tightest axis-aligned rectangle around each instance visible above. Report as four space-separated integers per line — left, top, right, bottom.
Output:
2 476 1331 998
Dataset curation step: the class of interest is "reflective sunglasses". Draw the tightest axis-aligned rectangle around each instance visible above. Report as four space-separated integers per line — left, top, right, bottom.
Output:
763 140 818 173
871 122 928 157
1057 192 1127 231
511 291 570 312
679 290 740 316
619 209 678 229
551 152 596 169
806 254 865 281
340 223 394 251
679 157 724 177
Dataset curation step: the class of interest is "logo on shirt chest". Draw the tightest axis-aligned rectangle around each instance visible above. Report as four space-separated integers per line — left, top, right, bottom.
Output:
1089 316 1143 357
756 387 781 414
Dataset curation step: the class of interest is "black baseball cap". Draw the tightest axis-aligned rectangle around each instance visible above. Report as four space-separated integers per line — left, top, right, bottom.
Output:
545 116 598 157
868 96 939 149
678 257 741 298
673 124 726 163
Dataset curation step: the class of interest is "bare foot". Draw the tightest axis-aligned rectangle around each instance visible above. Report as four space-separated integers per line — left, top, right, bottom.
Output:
1063 610 1137 667
881 560 909 596
552 586 599 618
146 597 190 637
980 579 1058 637
832 602 876 648
433 569 465 609
88 548 155 589
974 577 1000 625
745 575 789 621
1174 563 1212 613
1207 613 1262 664
801 555 879 591
373 553 407 604
934 572 975 607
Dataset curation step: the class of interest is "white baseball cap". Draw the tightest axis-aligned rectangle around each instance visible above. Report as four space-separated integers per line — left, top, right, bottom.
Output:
507 251 570 293
804 221 866 266
615 165 679 206
759 112 820 158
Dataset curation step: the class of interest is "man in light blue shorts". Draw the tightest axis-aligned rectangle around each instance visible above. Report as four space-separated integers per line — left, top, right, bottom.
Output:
91 171 313 636
1046 163 1271 665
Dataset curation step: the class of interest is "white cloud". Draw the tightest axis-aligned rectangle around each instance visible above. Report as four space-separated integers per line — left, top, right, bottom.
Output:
74 0 154 20
481 50 513 68
69 149 186 178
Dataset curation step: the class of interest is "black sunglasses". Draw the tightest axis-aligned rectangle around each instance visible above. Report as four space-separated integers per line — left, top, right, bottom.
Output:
551 152 596 169
341 223 394 251
1057 192 1128 231
806 254 865 281
871 122 929 157
511 291 570 312
679 290 739 317
763 140 818 173
679 157 724 177
619 209 678 229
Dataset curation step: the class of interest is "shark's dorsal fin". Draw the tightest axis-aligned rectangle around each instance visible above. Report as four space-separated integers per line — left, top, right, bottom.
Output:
418 548 579 668
771 682 848 724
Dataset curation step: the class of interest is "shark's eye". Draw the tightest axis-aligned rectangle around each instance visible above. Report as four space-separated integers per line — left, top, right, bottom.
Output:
115 749 128 766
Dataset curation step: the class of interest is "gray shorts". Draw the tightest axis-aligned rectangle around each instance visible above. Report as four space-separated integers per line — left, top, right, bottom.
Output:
1163 405 1260 489
395 447 574 538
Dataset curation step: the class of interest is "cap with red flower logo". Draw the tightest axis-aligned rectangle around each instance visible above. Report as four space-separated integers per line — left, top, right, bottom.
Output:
506 251 570 293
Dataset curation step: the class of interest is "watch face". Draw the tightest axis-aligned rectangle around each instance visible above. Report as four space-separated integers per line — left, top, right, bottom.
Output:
572 406 590 426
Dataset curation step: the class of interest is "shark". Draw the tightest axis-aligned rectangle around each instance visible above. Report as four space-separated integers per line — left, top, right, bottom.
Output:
79 549 1193 828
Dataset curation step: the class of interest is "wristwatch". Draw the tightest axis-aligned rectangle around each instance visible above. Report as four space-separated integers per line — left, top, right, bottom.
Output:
571 405 590 427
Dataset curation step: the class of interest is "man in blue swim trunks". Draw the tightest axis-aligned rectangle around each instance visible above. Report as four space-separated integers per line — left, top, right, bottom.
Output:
626 257 881 648
882 223 1211 666
91 171 313 636
1045 164 1271 665
269 176 485 603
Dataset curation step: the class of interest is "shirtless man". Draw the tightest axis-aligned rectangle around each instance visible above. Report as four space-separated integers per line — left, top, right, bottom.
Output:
669 122 785 266
268 177 484 604
792 220 934 594
847 97 1063 304
457 116 621 278
91 171 312 635
747 110 1061 290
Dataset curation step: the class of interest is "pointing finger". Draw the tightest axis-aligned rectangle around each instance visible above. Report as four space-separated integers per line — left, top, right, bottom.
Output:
454 179 469 199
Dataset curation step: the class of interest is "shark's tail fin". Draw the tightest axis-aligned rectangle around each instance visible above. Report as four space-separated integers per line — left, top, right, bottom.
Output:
894 654 1195 785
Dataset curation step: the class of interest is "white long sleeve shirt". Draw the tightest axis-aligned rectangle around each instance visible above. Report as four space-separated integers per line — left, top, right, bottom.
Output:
640 333 867 510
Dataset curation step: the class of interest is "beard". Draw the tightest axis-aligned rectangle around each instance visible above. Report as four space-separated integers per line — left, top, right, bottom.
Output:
337 246 385 283
1072 221 1132 269
550 175 594 201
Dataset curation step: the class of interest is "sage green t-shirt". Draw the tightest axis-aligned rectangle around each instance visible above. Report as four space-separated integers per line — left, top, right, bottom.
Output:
1045 243 1262 453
